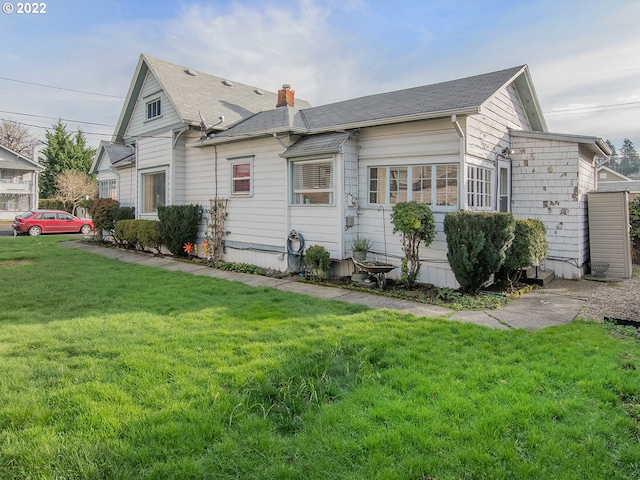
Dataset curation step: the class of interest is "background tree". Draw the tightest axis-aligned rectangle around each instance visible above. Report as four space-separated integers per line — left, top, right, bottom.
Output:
619 138 640 177
40 120 96 198
602 140 619 171
55 170 97 215
0 120 39 158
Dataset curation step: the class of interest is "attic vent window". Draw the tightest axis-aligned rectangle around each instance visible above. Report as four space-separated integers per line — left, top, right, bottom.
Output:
254 88 264 95
222 79 233 87
185 68 197 76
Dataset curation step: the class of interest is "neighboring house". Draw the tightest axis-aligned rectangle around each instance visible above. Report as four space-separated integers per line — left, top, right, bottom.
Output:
596 165 640 200
93 54 611 287
0 144 43 220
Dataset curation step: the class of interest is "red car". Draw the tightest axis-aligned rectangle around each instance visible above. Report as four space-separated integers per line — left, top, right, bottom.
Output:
13 210 95 236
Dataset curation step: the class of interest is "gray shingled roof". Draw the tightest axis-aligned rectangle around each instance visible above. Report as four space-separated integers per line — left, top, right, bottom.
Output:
144 55 312 128
281 132 352 158
100 141 135 165
216 106 308 138
209 65 528 142
302 66 525 130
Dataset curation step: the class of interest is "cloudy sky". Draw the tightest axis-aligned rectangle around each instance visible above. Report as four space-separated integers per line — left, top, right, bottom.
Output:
1 0 639 153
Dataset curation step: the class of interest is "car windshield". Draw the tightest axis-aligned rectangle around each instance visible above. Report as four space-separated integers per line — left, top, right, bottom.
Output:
17 211 33 219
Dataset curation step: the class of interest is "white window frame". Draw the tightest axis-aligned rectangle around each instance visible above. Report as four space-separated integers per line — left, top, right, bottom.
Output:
99 179 117 200
291 157 334 205
146 98 162 121
229 157 254 196
467 164 493 210
368 163 459 210
140 168 167 214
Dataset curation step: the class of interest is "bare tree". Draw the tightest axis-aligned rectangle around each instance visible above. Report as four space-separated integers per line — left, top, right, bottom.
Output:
55 170 97 215
0 120 39 158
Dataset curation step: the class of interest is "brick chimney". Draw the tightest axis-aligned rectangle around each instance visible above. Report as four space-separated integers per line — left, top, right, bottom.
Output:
277 84 295 107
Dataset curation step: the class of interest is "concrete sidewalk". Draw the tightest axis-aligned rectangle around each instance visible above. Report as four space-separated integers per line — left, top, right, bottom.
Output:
63 241 599 331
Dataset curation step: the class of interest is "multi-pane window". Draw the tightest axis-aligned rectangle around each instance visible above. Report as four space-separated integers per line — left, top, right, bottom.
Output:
146 98 161 120
467 165 492 209
368 164 458 208
141 171 166 213
230 159 252 195
99 180 116 199
292 159 333 205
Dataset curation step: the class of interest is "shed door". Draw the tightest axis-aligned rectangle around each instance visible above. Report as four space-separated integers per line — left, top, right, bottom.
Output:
587 191 632 279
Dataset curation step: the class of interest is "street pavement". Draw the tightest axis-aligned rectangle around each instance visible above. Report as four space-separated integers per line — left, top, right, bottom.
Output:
61 241 599 331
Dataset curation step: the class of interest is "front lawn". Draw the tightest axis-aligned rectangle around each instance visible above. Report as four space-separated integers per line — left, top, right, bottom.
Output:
1 236 639 479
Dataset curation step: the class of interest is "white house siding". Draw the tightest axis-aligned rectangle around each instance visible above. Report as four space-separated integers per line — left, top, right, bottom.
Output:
511 136 595 279
356 119 461 288
187 136 292 271
467 84 531 160
342 136 361 259
125 72 181 140
137 135 173 218
115 166 136 208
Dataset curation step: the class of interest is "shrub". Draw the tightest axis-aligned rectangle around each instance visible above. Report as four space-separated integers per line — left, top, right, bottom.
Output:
137 220 162 253
88 198 120 240
390 201 436 287
444 211 515 293
498 218 548 286
114 219 162 253
630 196 640 260
114 219 139 249
38 198 67 212
157 204 203 257
304 245 331 277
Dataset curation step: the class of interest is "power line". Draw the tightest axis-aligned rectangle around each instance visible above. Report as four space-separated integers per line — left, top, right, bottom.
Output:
545 100 640 116
0 110 115 128
0 76 124 99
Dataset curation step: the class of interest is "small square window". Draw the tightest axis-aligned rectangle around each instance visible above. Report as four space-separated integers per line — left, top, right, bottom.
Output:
146 98 161 120
229 158 253 196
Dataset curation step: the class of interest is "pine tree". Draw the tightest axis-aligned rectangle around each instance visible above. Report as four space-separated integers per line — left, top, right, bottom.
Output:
604 140 619 171
40 121 96 198
619 138 640 177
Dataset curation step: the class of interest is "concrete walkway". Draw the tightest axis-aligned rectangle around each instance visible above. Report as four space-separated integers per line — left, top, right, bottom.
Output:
63 241 599 331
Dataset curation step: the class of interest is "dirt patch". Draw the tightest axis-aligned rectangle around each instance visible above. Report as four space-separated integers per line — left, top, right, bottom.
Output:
0 259 33 268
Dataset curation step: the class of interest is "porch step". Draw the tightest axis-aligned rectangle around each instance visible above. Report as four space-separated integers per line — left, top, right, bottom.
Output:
521 267 555 286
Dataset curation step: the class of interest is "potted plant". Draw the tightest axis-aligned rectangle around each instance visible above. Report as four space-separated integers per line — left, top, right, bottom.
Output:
304 244 331 279
351 236 371 263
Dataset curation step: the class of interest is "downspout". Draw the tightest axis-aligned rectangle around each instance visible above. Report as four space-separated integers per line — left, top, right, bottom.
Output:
452 115 466 209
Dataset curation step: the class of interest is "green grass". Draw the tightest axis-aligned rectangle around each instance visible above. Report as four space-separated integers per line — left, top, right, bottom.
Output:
1 236 639 479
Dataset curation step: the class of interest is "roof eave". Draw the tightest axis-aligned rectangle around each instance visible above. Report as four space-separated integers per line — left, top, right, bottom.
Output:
307 107 481 133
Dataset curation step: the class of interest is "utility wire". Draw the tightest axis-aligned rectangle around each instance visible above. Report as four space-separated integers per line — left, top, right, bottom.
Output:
0 76 124 99
0 110 115 128
545 101 640 116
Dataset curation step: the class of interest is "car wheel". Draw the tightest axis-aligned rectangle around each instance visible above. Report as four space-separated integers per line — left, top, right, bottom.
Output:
28 226 42 236
80 224 92 235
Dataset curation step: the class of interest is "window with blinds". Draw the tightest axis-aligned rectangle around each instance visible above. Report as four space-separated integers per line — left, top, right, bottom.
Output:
292 159 333 205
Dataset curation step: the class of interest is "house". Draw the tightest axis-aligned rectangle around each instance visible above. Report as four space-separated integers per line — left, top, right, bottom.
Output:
0 144 43 220
93 53 611 287
596 165 640 201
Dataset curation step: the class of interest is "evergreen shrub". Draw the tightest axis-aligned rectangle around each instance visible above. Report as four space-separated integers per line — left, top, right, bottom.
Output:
114 219 162 252
390 201 436 287
498 218 548 286
157 204 203 256
444 211 516 293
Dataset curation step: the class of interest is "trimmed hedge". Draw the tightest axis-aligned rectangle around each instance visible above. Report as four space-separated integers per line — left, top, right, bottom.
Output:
157 204 203 257
444 211 516 293
114 219 161 253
